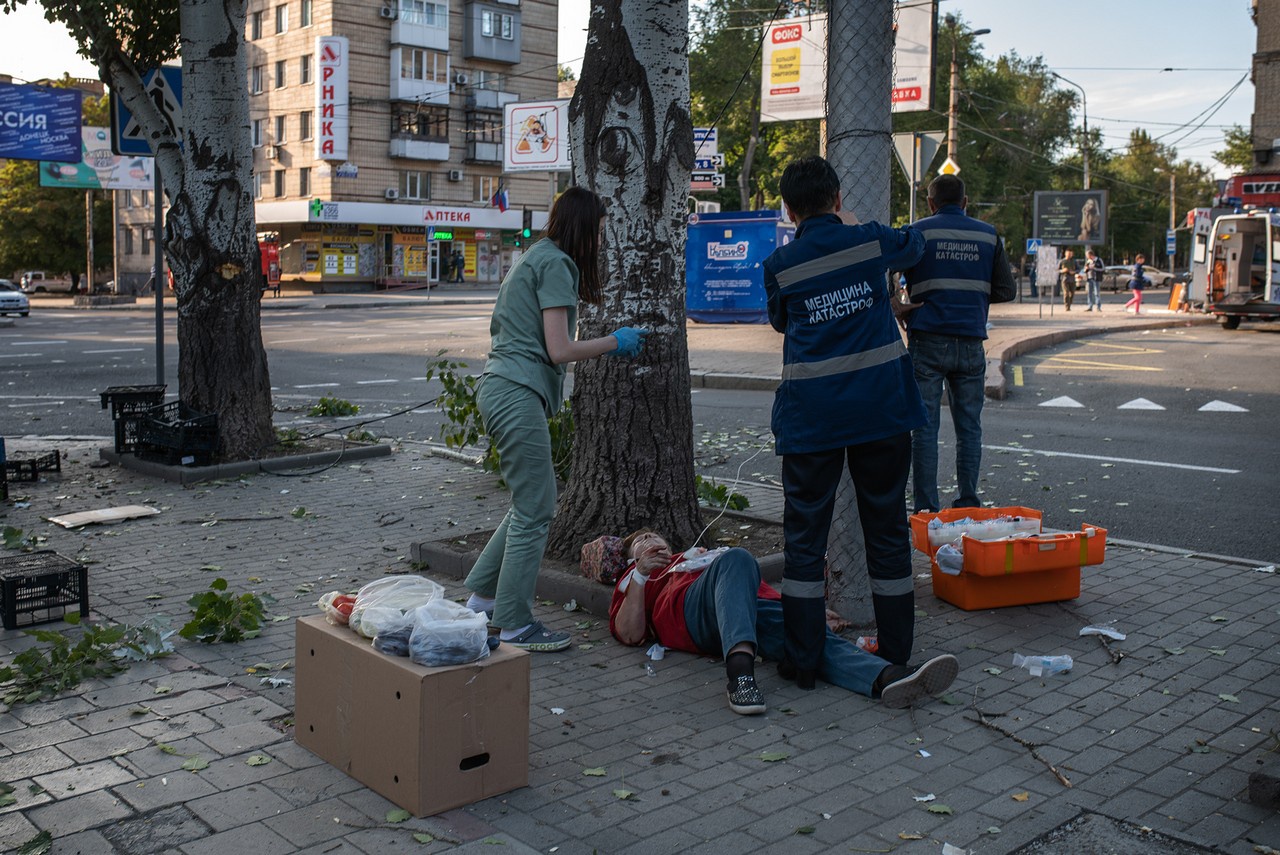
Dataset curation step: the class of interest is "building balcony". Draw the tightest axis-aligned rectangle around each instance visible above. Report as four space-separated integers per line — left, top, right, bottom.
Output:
389 75 451 105
466 89 518 110
391 16 449 52
390 135 450 161
466 140 501 163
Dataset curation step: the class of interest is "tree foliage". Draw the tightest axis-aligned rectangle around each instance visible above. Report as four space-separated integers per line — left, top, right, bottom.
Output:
1213 124 1255 172
0 76 113 280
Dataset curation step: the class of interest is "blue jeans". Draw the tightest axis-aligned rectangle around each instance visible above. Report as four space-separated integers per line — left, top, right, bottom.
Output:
683 548 889 696
1085 279 1102 309
909 331 986 513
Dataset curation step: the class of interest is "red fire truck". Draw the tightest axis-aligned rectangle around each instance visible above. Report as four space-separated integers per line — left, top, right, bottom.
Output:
1215 172 1280 209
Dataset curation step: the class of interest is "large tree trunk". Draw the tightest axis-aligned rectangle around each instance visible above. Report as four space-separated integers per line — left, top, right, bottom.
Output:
166 0 275 458
737 87 761 210
546 0 701 558
76 0 275 460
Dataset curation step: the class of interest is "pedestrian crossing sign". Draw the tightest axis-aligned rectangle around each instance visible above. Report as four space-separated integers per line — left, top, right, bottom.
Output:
111 66 183 157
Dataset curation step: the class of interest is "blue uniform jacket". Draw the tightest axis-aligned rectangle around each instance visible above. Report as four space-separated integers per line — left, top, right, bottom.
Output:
763 213 928 455
903 205 1002 339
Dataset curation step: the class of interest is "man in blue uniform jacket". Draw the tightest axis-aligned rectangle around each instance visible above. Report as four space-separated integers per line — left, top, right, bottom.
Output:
763 156 929 685
901 175 1015 513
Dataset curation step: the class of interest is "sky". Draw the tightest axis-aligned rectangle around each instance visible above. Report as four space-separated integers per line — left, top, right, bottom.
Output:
3 0 1256 177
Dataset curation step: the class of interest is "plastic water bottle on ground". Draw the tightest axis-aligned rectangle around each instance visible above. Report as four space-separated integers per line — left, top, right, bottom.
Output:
1012 653 1073 677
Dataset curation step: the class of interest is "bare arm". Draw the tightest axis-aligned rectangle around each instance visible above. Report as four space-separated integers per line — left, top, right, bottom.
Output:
611 543 672 646
542 306 619 365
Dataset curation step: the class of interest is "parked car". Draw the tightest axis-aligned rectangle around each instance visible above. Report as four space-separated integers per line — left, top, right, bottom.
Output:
19 270 78 293
0 279 31 316
1101 265 1174 292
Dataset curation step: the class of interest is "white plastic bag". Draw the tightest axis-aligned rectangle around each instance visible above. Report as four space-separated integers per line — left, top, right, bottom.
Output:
349 575 445 638
408 599 490 667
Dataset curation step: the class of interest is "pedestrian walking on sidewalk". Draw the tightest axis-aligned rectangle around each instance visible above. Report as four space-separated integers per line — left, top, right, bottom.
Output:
1083 249 1104 311
763 156 927 680
609 531 959 715
1125 253 1148 314
901 175 1016 515
463 187 648 652
1059 249 1078 310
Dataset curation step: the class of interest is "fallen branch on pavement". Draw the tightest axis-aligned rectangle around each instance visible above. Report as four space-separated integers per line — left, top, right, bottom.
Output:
967 705 1072 788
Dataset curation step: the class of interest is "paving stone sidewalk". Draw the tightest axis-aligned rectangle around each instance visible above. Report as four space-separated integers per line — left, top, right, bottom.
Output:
1 437 1277 854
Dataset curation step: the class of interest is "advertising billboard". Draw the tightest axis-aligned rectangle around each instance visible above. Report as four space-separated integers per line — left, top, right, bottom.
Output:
503 100 571 173
0 82 83 163
1033 190 1108 246
40 127 156 190
761 2 937 123
316 36 350 161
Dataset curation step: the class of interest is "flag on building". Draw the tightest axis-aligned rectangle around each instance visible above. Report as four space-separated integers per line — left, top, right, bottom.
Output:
490 187 509 212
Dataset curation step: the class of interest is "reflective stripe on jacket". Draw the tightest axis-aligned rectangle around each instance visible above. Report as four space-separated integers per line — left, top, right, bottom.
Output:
904 206 999 339
763 214 928 455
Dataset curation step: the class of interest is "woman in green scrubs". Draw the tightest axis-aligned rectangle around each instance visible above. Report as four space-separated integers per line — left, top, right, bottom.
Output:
464 187 647 651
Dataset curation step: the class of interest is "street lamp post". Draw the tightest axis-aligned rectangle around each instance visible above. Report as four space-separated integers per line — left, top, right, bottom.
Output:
1051 71 1090 190
946 15 990 162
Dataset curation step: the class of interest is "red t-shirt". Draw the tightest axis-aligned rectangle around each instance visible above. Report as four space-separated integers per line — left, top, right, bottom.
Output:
608 550 779 655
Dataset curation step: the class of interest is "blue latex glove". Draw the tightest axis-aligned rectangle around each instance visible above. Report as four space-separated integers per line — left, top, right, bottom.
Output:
609 326 648 358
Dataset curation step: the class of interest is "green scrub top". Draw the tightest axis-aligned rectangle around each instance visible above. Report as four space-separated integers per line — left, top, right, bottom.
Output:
483 238 580 416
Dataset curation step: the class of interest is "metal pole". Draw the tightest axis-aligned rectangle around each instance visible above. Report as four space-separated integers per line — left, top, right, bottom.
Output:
153 168 164 386
85 190 94 295
947 26 958 161
111 191 119 295
1052 72 1089 189
909 132 919 223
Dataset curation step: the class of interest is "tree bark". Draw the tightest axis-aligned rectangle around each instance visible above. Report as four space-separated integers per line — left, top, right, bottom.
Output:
738 87 761 210
546 0 701 558
71 0 276 460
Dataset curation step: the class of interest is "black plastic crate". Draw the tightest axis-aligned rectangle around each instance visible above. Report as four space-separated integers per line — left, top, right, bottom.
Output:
114 417 148 454
100 385 167 420
137 402 219 466
0 551 89 631
3 451 60 482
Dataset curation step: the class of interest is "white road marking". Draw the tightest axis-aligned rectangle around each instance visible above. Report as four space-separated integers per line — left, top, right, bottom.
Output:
1039 396 1084 408
0 353 42 358
9 401 65 407
9 340 67 346
356 379 398 385
984 445 1240 474
1117 398 1166 410
347 334 390 339
83 348 144 354
1199 400 1248 413
268 338 318 344
293 382 340 389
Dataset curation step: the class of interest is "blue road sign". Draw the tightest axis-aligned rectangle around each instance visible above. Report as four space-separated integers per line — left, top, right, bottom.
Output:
1166 228 1177 255
0 82 83 163
111 66 183 156
1026 238 1043 255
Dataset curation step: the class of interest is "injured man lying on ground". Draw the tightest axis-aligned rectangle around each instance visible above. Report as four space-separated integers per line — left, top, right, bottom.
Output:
608 531 959 715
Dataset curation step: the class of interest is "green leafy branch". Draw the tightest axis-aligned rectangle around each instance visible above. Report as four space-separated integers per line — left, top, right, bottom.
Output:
179 578 267 643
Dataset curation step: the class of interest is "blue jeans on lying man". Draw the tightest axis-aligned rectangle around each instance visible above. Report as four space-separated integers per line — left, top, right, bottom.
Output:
681 547 888 695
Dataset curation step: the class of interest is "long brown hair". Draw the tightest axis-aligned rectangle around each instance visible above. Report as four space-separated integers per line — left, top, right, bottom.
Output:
546 186 606 305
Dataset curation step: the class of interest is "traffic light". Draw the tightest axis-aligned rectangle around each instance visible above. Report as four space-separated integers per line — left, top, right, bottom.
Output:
521 207 533 240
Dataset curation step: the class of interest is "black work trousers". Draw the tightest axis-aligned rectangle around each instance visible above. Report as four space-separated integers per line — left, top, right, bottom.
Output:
781 431 917 670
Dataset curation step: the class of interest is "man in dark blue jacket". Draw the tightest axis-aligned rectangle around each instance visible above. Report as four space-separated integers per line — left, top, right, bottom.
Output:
763 156 928 684
902 175 1015 513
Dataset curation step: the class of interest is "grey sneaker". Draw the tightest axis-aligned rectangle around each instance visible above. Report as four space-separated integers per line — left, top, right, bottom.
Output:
726 675 767 715
503 621 571 652
879 654 959 709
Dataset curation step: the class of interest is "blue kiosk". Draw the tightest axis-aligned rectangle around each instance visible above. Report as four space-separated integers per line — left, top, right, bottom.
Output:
686 210 794 323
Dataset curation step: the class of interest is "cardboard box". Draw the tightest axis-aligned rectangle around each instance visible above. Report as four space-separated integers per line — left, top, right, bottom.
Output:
294 614 529 816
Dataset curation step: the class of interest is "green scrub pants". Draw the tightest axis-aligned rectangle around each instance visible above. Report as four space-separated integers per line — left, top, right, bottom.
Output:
464 374 558 630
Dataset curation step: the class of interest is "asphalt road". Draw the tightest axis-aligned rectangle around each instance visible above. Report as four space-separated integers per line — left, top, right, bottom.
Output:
4 304 1277 562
